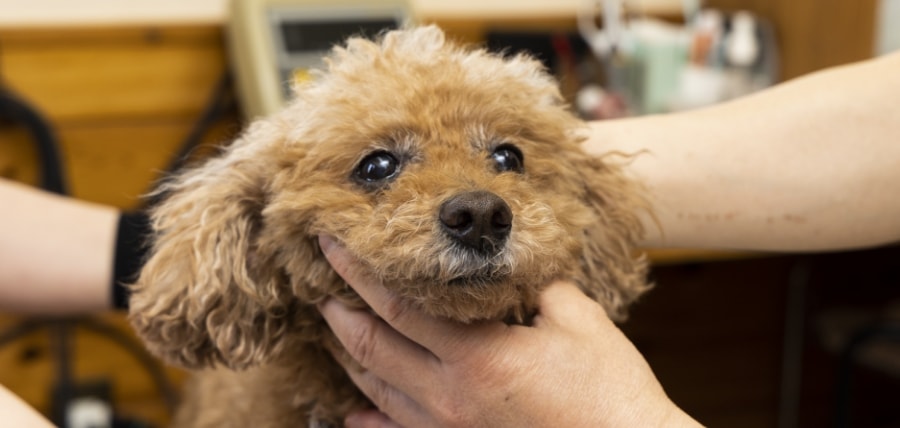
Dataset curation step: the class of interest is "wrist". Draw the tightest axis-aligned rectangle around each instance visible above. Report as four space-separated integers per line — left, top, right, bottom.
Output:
112 211 152 309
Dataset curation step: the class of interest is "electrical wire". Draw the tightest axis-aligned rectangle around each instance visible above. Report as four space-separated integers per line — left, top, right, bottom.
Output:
0 89 68 195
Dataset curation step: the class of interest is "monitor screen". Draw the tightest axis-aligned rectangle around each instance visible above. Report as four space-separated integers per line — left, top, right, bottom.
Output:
279 19 399 53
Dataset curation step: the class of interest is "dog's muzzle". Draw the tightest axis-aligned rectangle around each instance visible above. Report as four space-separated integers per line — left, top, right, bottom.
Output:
439 190 512 255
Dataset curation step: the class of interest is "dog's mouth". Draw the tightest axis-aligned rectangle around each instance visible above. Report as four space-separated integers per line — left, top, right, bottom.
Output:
435 250 506 284
446 273 502 287
441 261 513 287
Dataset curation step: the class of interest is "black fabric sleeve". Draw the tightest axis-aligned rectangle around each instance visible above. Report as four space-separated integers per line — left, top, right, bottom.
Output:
112 211 152 310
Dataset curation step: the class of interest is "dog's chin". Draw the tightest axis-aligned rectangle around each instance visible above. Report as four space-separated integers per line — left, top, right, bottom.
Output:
390 270 538 323
404 268 514 292
443 252 511 285
355 242 546 322
425 256 516 291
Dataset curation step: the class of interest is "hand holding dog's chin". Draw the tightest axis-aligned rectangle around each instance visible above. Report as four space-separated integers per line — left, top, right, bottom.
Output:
318 236 701 428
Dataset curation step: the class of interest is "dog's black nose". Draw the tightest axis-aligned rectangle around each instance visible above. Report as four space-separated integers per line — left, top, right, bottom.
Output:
439 191 512 254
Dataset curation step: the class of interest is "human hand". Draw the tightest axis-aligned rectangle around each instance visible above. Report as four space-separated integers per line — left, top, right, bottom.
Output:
317 235 701 428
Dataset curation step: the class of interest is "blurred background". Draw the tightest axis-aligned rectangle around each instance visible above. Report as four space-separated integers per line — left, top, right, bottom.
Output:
1 0 899 427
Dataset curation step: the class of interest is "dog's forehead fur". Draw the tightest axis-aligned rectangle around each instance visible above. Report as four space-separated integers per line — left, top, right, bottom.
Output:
245 27 610 321
280 26 581 176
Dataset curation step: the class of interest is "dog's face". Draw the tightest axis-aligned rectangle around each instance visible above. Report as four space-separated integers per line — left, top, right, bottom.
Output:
129 26 650 370
263 41 594 322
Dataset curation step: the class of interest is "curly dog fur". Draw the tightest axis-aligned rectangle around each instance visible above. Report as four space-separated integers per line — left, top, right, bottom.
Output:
129 25 652 427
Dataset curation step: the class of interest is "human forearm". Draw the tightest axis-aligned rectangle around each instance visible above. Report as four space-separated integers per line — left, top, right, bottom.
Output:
0 179 117 313
587 52 900 251
0 384 55 428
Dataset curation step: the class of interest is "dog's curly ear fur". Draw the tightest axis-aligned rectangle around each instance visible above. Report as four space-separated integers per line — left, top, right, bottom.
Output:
572 153 653 321
129 118 298 370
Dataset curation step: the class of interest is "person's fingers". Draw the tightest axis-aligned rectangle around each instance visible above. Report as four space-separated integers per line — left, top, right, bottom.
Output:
532 281 607 328
344 409 403 428
319 234 424 331
342 367 434 428
318 235 497 357
318 297 437 397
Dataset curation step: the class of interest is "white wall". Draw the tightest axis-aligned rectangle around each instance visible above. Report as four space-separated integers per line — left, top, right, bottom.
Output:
0 0 681 28
877 0 900 54
0 0 227 27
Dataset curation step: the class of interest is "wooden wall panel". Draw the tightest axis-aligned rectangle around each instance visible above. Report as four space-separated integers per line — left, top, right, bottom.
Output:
0 26 229 123
0 118 239 209
59 120 239 208
0 128 40 186
0 25 238 208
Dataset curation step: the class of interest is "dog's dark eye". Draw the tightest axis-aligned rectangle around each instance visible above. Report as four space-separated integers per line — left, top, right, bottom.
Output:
491 144 524 173
356 151 399 182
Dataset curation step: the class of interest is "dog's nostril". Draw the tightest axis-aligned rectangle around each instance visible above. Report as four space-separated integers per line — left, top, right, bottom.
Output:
492 207 512 230
441 209 473 230
439 191 512 254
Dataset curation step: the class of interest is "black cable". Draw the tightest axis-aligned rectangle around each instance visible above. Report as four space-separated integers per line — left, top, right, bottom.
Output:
0 89 67 195
77 317 179 414
167 71 235 174
0 318 179 421
144 71 236 209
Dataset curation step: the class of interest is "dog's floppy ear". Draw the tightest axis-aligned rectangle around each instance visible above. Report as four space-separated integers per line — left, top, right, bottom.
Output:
129 118 297 370
572 153 653 321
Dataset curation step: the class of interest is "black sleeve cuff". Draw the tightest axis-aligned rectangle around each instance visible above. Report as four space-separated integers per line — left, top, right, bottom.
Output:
112 211 152 310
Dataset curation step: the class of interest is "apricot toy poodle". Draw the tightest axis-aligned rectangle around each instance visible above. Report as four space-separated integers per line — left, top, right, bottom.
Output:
129 25 652 427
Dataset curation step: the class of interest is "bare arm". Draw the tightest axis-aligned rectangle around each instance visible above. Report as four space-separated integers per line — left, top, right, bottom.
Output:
0 384 55 428
587 51 900 252
0 178 117 314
